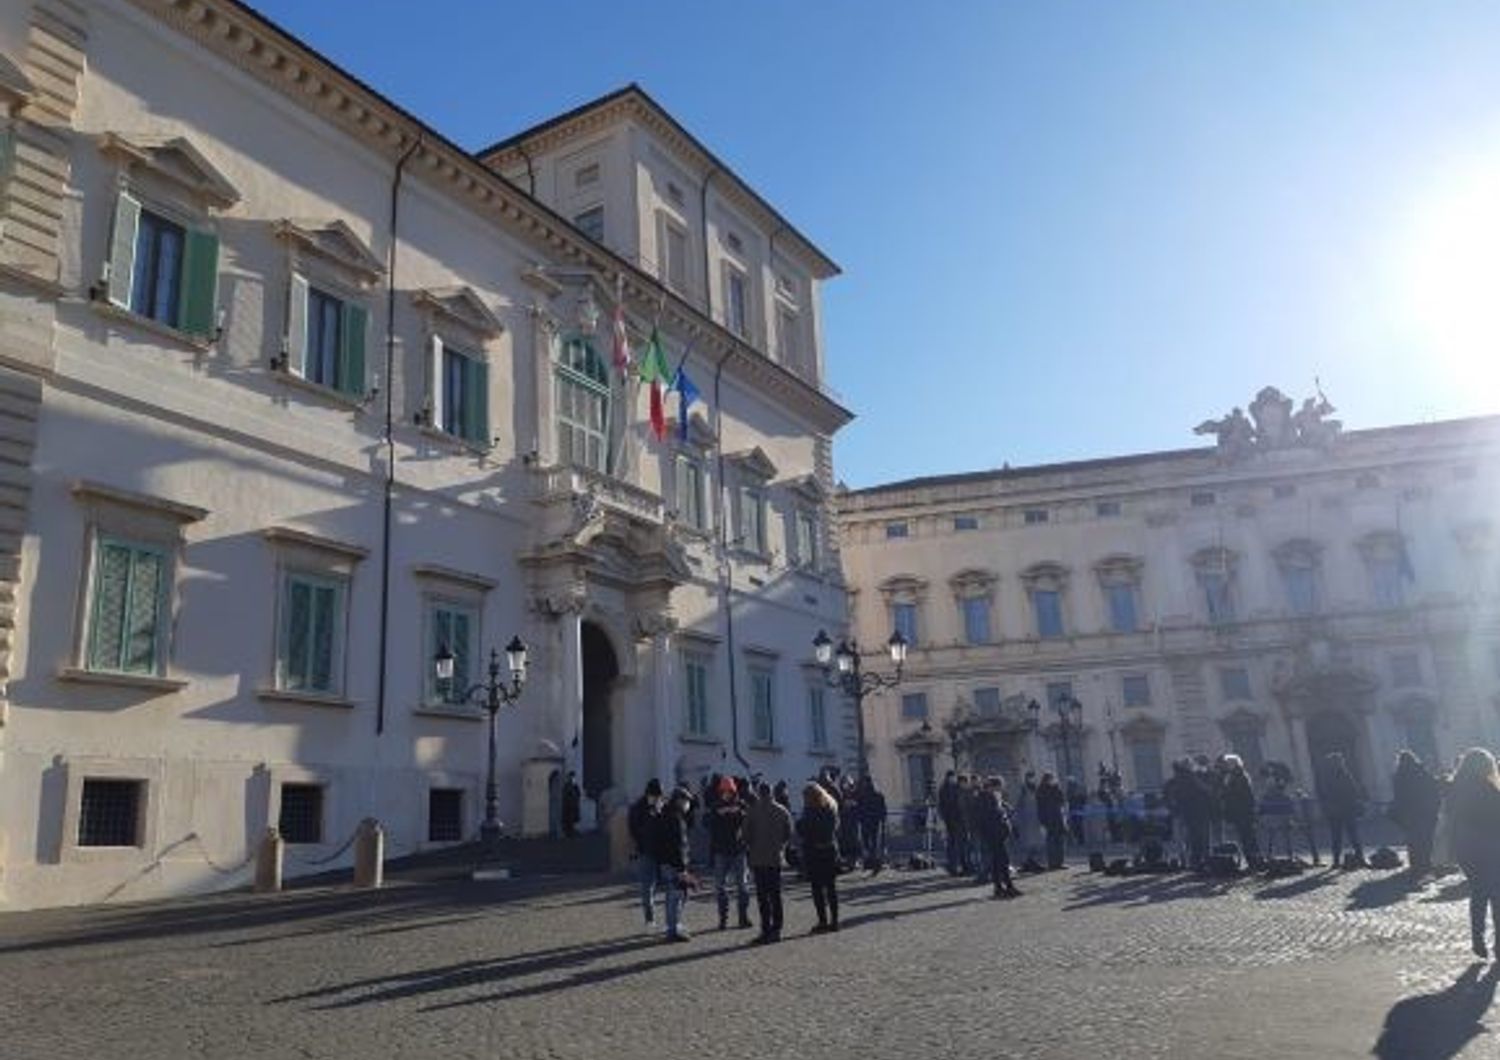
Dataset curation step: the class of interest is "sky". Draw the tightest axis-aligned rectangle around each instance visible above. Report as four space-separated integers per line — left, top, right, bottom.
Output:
246 1 1500 488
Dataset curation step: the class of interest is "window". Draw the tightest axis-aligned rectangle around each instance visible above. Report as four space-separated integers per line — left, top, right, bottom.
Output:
906 753 934 803
683 651 711 736
750 665 776 745
1369 557 1405 608
1390 652 1422 689
428 788 464 842
1024 509 1049 525
574 162 600 188
1219 666 1252 701
427 601 477 706
962 596 991 644
777 306 800 369
1224 721 1265 776
738 487 767 554
77 779 143 847
1105 583 1139 633
901 692 929 720
659 215 688 292
675 455 706 531
1031 589 1064 638
439 343 490 446
808 685 828 751
1200 571 1234 624
1282 565 1318 616
1096 501 1121 518
107 194 219 338
554 336 609 472
726 268 748 337
954 515 979 531
1122 673 1151 707
277 571 347 695
793 509 819 570
287 277 368 397
973 687 1001 717
1131 738 1164 792
892 602 918 646
886 521 909 539
278 783 324 844
86 538 167 675
1190 491 1216 507
573 206 604 242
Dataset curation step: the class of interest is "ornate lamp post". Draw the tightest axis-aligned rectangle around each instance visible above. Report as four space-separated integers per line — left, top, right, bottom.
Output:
813 628 907 778
1028 694 1085 782
434 635 528 849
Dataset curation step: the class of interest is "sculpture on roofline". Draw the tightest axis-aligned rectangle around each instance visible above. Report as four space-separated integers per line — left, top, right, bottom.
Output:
1249 386 1296 450
1194 407 1257 463
1196 384 1342 461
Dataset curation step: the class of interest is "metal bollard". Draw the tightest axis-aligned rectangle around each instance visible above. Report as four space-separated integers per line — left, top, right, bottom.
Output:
353 818 384 890
255 827 284 893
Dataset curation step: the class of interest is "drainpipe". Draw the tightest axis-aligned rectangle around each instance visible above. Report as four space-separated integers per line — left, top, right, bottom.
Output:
375 135 422 736
713 343 750 772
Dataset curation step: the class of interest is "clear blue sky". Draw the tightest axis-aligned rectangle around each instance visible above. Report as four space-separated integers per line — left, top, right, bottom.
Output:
247 1 1500 488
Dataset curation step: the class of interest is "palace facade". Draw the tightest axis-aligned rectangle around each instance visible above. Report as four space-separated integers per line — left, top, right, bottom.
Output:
0 0 851 908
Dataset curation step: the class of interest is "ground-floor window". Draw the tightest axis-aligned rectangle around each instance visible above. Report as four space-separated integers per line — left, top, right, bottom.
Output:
77 778 144 847
428 788 464 842
278 783 325 844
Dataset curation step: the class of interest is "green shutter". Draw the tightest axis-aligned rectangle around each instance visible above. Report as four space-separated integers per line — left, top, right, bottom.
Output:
464 357 489 446
106 192 142 308
338 301 368 396
285 274 309 375
451 611 471 695
431 608 452 701
0 128 13 222
310 584 337 692
122 550 163 673
88 542 132 670
284 578 311 689
178 228 219 337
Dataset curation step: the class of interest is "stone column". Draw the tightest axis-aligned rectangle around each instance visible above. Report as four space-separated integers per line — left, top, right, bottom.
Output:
652 629 676 788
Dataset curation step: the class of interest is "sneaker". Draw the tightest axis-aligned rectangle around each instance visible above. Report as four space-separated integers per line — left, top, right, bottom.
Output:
737 916 754 929
665 930 692 943
810 923 831 935
749 933 772 946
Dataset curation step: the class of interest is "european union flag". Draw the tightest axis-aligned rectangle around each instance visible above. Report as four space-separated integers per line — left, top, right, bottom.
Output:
672 355 701 441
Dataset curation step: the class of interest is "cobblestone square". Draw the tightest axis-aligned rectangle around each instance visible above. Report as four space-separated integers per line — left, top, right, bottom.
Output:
0 862 1493 1060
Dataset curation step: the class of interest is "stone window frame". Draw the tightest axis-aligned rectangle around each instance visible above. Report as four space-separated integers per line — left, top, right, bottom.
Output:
1190 546 1239 625
745 648 780 750
726 448 777 560
258 527 368 708
57 753 165 866
879 573 928 647
1272 538 1324 617
60 481 207 693
412 564 495 720
415 285 504 453
1356 530 1411 608
263 762 340 851
1020 561 1070 639
949 568 998 645
782 474 828 574
1094 554 1144 633
1122 672 1152 707
680 634 719 743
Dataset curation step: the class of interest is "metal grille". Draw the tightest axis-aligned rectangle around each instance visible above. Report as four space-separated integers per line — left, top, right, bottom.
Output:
78 779 142 847
428 788 464 843
278 783 324 845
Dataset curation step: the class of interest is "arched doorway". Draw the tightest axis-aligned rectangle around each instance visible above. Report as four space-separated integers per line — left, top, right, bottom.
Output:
1306 710 1362 785
580 622 619 801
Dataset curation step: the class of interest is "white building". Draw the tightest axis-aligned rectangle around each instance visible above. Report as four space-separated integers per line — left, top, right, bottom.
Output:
0 0 852 909
838 395 1500 814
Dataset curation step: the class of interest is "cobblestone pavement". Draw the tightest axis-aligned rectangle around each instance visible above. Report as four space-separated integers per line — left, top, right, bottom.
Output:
0 861 1495 1060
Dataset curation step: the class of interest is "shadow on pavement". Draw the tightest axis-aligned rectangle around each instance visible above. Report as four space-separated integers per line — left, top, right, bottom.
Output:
1346 871 1425 911
1423 878 1472 904
1372 962 1500 1060
1065 873 1237 910
1252 870 1338 902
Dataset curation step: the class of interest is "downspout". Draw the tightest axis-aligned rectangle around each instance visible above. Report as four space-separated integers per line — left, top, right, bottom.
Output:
699 167 719 319
713 343 750 772
375 135 422 736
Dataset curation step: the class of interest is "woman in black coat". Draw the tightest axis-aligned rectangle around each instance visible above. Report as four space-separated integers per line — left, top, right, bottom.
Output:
1390 750 1442 874
797 782 842 933
1447 749 1500 958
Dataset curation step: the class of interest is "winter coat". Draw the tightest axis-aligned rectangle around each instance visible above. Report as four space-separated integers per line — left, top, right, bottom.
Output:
1391 761 1441 831
797 804 840 870
708 803 748 856
1221 771 1257 822
1318 764 1365 820
652 806 691 870
627 796 659 856
974 791 1013 847
1036 781 1067 832
744 798 794 869
938 779 961 824
1447 782 1500 882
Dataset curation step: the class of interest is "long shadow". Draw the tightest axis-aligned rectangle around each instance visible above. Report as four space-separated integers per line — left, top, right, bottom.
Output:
1423 879 1472 905
1254 871 1338 902
1347 871 1424 911
1372 962 1500 1060
1066 873 1237 910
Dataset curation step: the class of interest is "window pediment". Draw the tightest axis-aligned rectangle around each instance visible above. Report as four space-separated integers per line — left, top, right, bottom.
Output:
1020 561 1069 590
1272 538 1323 567
1356 530 1405 560
1093 554 1143 585
782 473 827 505
949 568 997 597
99 133 239 210
274 219 384 284
412 286 504 338
1190 546 1237 573
726 446 777 482
879 574 927 602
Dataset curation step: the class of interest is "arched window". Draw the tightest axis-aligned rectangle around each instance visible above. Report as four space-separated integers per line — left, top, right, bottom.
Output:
554 334 611 473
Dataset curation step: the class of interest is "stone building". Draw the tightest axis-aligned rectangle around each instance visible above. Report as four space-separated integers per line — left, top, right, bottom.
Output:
838 394 1500 814
0 0 851 908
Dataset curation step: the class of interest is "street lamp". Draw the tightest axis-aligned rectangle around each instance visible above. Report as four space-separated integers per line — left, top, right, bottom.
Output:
813 627 907 777
1028 694 1085 782
434 635 528 848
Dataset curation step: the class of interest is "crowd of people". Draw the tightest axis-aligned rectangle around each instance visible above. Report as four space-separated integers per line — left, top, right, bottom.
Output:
622 747 1500 959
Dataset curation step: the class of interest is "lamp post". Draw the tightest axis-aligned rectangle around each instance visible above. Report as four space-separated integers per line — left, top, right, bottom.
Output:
435 635 528 849
813 628 907 779
1028 694 1085 782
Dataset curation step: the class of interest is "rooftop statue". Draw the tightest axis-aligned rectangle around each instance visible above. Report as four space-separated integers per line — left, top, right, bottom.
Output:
1196 385 1341 461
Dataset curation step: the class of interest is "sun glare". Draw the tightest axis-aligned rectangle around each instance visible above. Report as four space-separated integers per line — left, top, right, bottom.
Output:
1396 151 1500 400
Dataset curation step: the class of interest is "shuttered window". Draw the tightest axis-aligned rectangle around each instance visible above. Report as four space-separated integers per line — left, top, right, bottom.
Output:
750 665 776 745
808 685 828 750
429 602 476 705
683 651 710 736
278 572 345 695
429 337 490 447
106 193 219 338
675 455 706 531
286 278 367 397
86 538 167 675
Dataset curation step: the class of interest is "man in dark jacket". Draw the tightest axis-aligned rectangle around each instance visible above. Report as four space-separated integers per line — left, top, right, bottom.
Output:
1220 754 1262 870
856 776 888 872
627 779 663 930
976 777 1021 899
1036 772 1068 869
744 780 794 943
938 772 962 875
561 772 582 838
653 786 695 941
1391 750 1442 873
1319 752 1367 869
708 776 752 930
1164 759 1212 871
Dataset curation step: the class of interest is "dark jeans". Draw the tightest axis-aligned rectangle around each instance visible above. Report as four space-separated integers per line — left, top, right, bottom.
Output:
860 822 884 865
1230 815 1261 868
1186 820 1211 870
752 865 784 937
806 857 839 928
1405 822 1436 872
1045 827 1066 869
990 838 1015 894
945 824 968 875
1469 874 1499 947
1329 816 1364 866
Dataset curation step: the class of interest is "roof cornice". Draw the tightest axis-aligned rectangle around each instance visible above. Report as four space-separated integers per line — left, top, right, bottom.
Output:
134 0 852 435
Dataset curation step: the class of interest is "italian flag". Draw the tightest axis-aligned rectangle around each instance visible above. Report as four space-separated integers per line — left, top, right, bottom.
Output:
636 327 672 442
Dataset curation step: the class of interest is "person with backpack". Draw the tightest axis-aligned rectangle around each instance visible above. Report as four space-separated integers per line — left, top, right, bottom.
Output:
627 779 663 931
744 780 794 944
708 776 753 930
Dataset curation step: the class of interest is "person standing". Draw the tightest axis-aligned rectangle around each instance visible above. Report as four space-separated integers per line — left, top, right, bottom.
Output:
561 771 582 838
857 775 888 872
1391 750 1442 874
1446 748 1500 959
1013 771 1038 868
797 782 842 933
1220 754 1262 870
653 786 695 942
977 776 1021 899
938 772 962 875
744 780 794 944
708 776 752 930
1164 760 1211 871
627 779 664 931
1036 772 1068 870
1319 752 1367 869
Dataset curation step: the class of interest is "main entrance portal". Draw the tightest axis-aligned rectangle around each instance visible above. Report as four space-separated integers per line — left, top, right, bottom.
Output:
580 622 619 801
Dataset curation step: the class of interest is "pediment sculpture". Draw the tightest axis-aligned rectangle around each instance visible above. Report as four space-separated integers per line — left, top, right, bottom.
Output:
1196 385 1342 461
